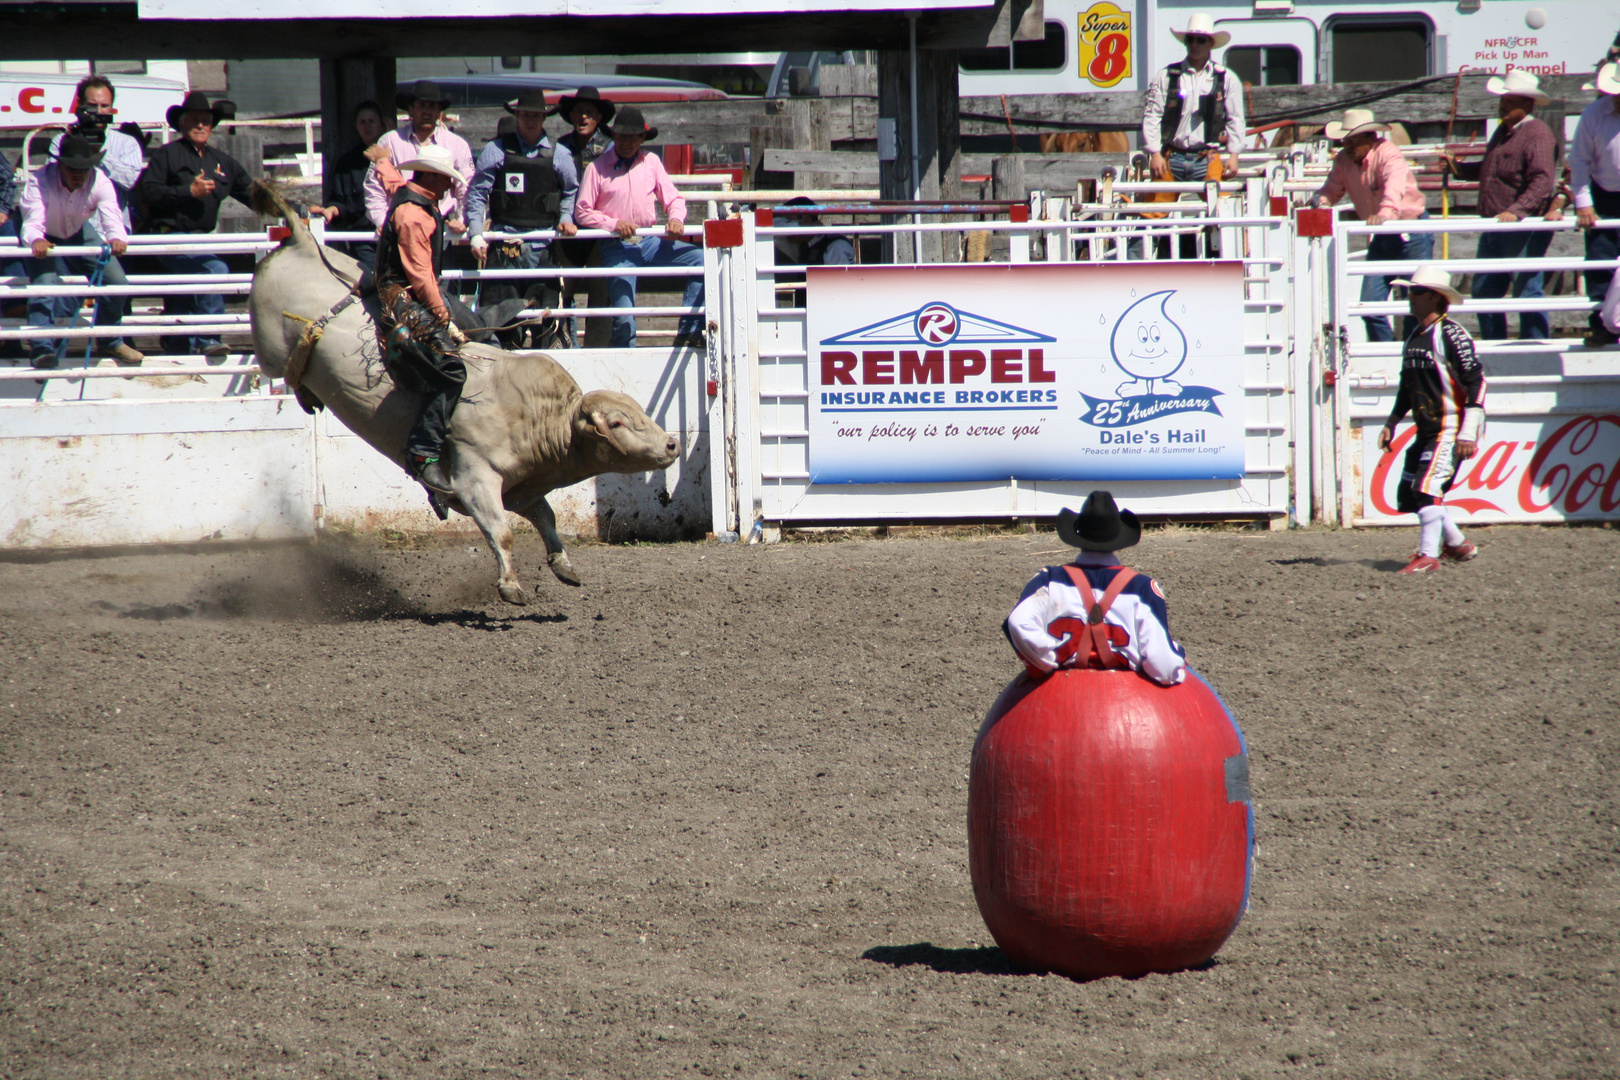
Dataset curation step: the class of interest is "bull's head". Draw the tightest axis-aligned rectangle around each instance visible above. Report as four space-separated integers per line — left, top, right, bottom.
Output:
575 389 680 473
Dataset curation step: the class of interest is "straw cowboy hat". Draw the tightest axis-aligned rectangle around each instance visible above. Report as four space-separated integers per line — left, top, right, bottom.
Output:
1056 491 1142 552
503 88 550 116
1170 13 1231 49
606 105 657 141
165 91 232 131
53 132 105 171
554 85 616 125
1597 62 1620 95
395 143 466 185
1486 69 1552 105
395 80 451 111
1390 264 1465 306
1323 108 1391 141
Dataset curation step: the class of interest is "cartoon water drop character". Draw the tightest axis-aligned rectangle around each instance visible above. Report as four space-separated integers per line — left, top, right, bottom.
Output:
1109 290 1188 398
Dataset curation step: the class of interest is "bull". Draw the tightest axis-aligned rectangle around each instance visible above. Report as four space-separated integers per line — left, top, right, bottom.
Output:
247 186 680 605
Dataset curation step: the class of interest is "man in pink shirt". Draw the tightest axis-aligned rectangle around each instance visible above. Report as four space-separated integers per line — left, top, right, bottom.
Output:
21 133 142 370
573 106 704 348
1312 109 1432 343
363 82 474 235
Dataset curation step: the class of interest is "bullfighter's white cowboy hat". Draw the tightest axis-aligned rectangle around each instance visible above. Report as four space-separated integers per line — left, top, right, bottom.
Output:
1486 69 1552 105
1170 13 1231 49
1597 62 1620 95
395 144 465 185
1323 108 1391 141
1389 264 1465 306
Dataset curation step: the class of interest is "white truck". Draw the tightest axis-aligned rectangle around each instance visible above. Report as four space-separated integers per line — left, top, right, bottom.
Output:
0 61 188 133
772 0 1611 98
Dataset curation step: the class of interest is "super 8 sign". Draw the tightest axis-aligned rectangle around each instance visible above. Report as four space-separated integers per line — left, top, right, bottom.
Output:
1076 1 1132 90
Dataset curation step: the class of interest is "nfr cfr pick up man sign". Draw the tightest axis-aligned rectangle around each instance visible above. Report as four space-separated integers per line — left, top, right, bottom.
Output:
805 263 1247 484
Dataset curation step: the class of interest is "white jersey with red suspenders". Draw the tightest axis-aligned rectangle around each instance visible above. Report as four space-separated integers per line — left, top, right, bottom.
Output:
1004 552 1187 687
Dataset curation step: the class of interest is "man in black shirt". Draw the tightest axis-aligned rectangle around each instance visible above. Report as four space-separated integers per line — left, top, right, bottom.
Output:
313 100 388 267
136 91 254 358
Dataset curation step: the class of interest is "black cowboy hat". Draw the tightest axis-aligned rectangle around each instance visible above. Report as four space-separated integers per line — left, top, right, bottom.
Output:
54 132 104 171
503 88 551 116
606 105 656 141
165 91 232 131
395 80 452 111
554 85 616 124
1056 491 1142 552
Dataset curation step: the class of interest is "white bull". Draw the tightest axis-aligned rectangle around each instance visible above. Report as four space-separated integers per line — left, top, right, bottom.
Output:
247 189 680 605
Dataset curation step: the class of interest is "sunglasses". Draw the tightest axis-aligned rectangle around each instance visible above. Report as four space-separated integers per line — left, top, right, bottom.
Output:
1186 34 1214 43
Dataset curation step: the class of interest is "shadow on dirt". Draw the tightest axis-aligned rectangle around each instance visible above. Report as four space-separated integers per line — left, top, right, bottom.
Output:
861 943 1026 976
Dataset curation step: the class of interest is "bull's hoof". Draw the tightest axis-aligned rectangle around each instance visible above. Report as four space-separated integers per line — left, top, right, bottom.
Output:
548 553 583 587
497 581 530 606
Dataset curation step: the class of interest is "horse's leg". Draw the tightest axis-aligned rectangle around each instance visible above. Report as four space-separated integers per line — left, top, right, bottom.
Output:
511 494 582 586
459 467 529 605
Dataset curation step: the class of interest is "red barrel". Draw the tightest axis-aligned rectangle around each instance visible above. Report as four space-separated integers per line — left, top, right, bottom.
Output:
968 667 1252 980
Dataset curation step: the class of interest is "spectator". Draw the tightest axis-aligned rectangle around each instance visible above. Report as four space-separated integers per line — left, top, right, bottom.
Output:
21 134 142 369
573 106 704 348
1571 62 1620 348
312 100 389 267
1141 12 1244 182
1447 70 1557 340
136 91 255 358
50 76 146 224
772 195 854 307
0 149 26 302
1312 108 1430 343
465 88 579 348
364 81 474 237
553 87 618 344
555 86 616 170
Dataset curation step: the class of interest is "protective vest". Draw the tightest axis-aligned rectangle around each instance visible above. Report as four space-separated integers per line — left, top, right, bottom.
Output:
488 134 560 231
1160 61 1230 151
375 186 445 296
564 129 613 170
1057 565 1139 670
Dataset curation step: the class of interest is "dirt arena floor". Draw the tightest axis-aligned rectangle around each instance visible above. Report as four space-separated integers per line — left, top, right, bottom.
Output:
2 522 1616 1079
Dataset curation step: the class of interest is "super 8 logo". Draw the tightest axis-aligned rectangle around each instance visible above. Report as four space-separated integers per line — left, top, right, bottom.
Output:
1077 1 1133 89
1371 416 1620 517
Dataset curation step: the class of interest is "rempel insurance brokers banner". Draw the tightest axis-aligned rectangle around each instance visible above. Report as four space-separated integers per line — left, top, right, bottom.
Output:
805 263 1247 485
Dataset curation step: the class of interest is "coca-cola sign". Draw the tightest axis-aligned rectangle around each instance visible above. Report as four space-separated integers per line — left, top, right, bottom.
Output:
1366 415 1620 520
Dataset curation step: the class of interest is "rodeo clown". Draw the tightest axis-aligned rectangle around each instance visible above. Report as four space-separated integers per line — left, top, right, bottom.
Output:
1377 264 1486 575
1005 492 1187 687
372 143 470 497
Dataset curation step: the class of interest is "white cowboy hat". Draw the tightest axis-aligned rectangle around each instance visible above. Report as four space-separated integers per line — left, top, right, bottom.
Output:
1486 69 1552 105
1323 108 1391 141
1389 264 1465 306
1170 13 1231 49
395 144 465 184
1597 62 1620 96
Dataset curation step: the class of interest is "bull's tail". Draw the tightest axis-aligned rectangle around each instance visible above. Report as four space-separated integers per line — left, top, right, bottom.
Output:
250 179 317 252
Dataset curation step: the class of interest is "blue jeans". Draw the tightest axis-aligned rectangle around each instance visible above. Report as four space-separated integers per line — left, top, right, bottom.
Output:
1166 150 1211 182
28 228 132 361
600 236 704 347
1363 215 1434 342
1473 228 1552 340
1584 184 1620 334
155 250 229 356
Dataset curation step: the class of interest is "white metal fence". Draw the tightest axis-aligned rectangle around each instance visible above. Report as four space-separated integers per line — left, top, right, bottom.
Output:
5 164 1620 550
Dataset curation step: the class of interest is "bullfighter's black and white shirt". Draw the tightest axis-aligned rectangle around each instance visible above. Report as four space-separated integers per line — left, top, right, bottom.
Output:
1387 316 1487 443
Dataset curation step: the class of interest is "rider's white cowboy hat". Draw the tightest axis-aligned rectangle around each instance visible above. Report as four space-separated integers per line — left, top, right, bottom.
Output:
1170 13 1231 49
1323 108 1391 141
395 144 466 185
1389 264 1465 306
1597 62 1620 96
1486 69 1551 105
